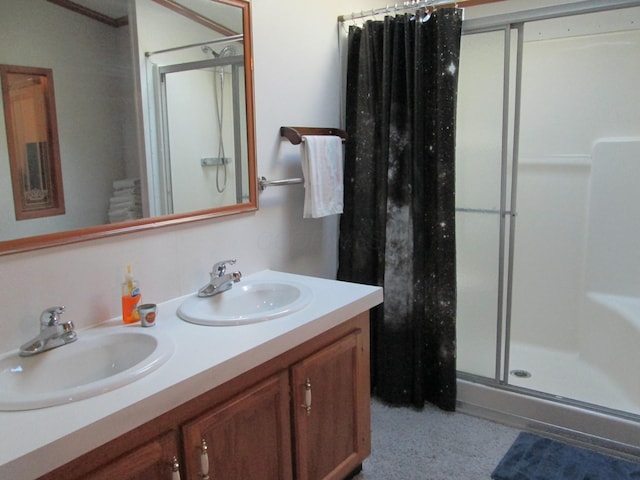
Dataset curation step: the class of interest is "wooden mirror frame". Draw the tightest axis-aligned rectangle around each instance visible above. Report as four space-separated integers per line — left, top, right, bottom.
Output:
0 65 66 221
0 0 257 256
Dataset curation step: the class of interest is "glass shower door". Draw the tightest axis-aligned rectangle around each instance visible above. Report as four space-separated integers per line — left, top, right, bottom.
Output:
455 28 514 381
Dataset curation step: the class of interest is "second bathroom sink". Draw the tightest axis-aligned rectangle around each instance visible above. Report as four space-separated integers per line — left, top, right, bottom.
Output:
177 279 313 326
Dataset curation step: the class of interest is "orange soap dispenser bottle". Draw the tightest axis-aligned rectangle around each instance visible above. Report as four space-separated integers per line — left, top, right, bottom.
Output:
122 264 141 323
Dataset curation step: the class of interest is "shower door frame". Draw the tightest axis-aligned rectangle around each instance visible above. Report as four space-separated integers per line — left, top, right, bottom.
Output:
456 0 640 416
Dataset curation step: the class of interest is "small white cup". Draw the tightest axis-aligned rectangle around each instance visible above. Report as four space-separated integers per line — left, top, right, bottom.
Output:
137 303 157 327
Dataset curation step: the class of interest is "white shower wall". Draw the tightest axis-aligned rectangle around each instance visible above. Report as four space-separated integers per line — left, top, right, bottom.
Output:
510 15 640 351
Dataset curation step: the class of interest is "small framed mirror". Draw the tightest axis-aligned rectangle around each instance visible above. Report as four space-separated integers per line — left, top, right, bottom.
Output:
0 65 65 221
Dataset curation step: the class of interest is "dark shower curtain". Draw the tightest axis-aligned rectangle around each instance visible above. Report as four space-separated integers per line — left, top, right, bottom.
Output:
337 8 462 411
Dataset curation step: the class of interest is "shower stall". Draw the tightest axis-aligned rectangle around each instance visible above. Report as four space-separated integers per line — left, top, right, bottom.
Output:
157 50 245 214
455 1 640 455
140 25 247 218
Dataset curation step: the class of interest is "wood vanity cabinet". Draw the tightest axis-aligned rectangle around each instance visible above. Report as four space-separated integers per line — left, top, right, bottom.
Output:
81 431 181 480
39 312 371 480
292 331 369 480
181 371 293 479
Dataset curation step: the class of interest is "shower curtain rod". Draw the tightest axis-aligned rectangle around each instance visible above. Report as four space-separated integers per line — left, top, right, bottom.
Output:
338 0 502 22
341 0 640 25
339 0 451 22
145 34 243 58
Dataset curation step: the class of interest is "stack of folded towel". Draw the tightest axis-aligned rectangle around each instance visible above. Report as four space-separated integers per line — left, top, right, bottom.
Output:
107 178 142 223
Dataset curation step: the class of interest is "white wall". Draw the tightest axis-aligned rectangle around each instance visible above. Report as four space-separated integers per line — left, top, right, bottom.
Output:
0 0 375 354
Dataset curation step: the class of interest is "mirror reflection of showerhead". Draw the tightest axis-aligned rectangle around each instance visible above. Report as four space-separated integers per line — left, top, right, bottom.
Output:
218 45 237 57
201 45 217 57
202 45 237 77
201 44 237 58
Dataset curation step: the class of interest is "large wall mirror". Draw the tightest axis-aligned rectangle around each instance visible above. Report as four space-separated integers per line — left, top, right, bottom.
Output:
0 0 256 255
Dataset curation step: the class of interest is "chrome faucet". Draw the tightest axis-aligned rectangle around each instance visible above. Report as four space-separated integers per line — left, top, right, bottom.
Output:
19 306 77 357
198 259 242 297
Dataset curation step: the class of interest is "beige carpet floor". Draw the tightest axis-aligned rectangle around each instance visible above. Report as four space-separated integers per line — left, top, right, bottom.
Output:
353 397 520 480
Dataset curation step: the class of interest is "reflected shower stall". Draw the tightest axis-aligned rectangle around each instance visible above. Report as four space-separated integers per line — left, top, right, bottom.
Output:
455 1 640 452
155 47 245 215
144 34 247 217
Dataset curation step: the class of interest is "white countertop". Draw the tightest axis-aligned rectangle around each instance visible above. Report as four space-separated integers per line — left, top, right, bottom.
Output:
0 270 383 479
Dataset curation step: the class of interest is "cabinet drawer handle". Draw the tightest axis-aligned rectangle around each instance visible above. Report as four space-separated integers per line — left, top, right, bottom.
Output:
200 439 210 479
301 377 312 416
172 456 181 480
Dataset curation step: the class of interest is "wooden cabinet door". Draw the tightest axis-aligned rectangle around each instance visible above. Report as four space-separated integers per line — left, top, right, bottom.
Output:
85 430 180 480
291 329 371 480
181 371 293 480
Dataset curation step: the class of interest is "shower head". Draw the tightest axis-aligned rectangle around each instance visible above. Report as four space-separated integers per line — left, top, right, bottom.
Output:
201 45 218 57
219 45 237 57
201 44 238 58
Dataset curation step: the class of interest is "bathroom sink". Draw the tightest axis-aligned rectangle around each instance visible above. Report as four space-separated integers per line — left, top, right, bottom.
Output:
177 279 313 326
0 329 173 411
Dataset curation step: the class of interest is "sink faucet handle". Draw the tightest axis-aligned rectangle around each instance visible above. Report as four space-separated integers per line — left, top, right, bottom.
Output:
40 306 65 328
212 259 236 276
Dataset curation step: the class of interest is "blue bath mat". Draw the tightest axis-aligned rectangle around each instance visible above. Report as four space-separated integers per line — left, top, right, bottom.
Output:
492 432 640 480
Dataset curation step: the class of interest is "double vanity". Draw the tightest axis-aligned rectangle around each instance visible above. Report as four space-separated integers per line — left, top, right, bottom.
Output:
0 270 383 480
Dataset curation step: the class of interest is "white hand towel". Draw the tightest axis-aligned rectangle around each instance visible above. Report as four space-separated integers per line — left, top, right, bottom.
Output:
300 135 344 218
